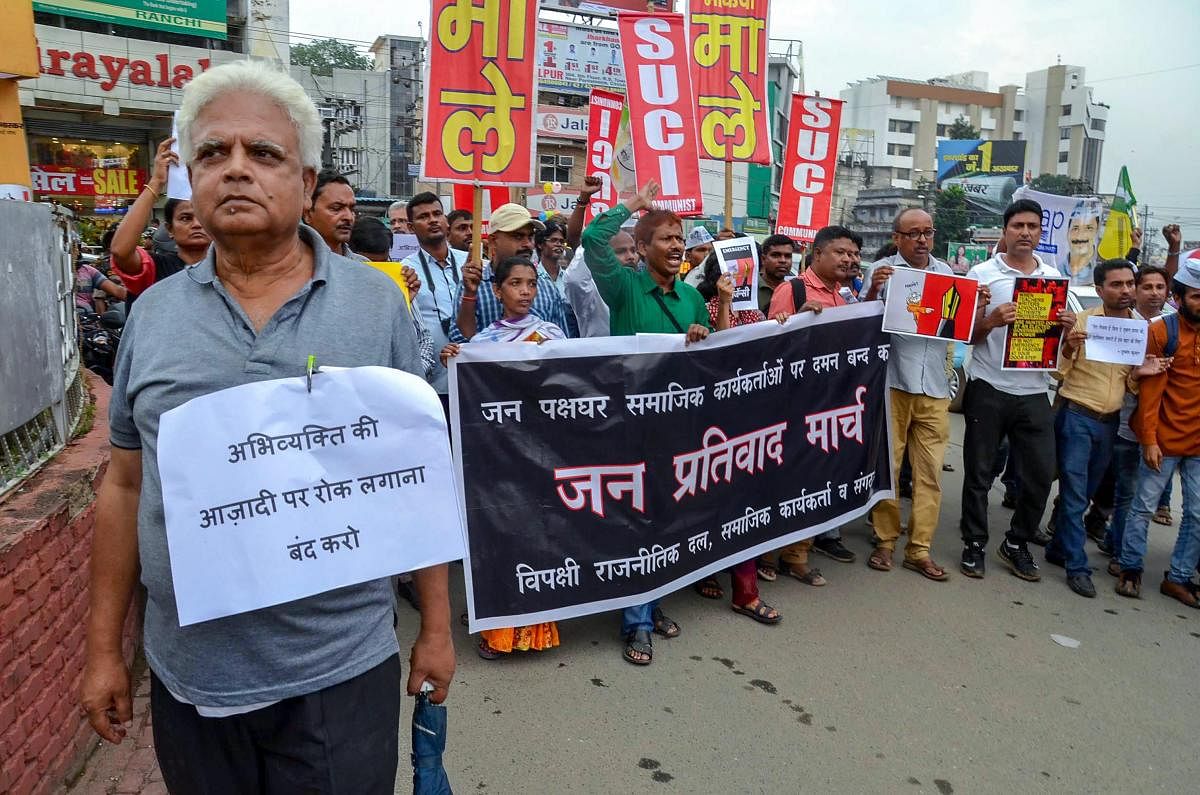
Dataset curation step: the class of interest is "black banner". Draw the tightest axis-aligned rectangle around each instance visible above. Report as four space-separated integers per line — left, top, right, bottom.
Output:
452 303 894 631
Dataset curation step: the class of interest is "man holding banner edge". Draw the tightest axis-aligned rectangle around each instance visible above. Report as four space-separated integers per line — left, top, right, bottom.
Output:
580 179 710 664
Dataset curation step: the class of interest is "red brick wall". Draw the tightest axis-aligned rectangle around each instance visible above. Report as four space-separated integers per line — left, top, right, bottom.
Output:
0 376 141 795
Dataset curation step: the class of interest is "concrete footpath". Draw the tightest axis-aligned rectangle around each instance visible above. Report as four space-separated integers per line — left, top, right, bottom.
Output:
70 417 1200 793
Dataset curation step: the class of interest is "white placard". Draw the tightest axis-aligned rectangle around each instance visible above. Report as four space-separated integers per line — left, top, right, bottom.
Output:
1084 315 1148 366
158 366 464 626
712 237 759 313
166 112 192 200
390 233 419 262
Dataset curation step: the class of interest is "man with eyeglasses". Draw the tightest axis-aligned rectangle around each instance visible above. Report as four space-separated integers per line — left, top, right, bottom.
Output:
959 199 1076 581
863 210 987 581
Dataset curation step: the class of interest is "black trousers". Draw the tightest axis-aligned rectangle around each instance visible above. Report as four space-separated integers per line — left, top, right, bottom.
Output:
151 655 402 795
960 380 1056 546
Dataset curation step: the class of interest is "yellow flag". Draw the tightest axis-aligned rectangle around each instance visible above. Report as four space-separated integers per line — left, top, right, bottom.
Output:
364 262 412 304
1098 167 1137 260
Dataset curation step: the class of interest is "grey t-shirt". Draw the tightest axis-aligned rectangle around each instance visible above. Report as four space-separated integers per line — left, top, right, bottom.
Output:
109 224 421 706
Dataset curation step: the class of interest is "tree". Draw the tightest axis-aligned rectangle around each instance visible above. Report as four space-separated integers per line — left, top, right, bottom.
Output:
1029 172 1094 196
934 185 971 254
947 115 980 140
291 39 372 76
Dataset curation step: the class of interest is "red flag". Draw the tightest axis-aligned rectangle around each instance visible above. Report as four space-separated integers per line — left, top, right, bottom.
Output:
616 12 704 216
687 0 771 164
452 184 510 235
775 95 843 243
584 89 625 223
421 0 538 185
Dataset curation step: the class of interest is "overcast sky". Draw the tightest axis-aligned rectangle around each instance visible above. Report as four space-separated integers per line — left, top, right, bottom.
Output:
290 0 1200 231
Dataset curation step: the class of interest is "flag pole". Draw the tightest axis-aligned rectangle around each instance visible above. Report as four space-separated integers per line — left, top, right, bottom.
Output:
471 184 483 263
724 161 733 230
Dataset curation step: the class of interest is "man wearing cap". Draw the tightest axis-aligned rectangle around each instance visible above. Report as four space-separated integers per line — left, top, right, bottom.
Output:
449 203 574 343
1118 255 1200 606
681 226 714 285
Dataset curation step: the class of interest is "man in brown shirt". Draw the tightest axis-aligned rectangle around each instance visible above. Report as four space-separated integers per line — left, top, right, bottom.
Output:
1120 257 1200 606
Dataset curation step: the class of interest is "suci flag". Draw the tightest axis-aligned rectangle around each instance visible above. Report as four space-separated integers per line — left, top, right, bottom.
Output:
1098 166 1138 260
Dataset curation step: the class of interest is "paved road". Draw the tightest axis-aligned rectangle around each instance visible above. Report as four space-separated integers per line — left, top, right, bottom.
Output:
394 415 1199 793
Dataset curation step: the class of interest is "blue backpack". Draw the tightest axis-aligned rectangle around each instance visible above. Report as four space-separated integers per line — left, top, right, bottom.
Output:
1162 313 1180 357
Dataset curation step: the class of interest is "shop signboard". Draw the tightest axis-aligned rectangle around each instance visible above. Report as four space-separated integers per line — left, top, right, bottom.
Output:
30 165 146 197
537 106 590 140
33 0 227 41
537 22 625 95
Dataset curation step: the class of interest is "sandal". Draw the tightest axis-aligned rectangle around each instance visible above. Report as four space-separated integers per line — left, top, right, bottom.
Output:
477 639 502 660
623 629 653 665
780 564 826 586
732 599 782 625
756 563 777 582
902 557 950 581
693 577 724 600
651 608 681 639
1115 571 1141 598
1153 507 1173 526
868 547 893 571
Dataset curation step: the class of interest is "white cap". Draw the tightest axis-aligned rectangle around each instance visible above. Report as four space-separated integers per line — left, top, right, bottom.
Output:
685 226 714 251
1176 251 1200 289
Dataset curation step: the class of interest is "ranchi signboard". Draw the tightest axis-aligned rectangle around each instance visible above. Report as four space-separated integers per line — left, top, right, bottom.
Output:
33 0 227 41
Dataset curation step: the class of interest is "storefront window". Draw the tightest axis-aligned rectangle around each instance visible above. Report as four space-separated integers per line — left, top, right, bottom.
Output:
28 136 149 225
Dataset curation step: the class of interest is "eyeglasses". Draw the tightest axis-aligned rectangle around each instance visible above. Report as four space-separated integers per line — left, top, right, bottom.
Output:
897 229 936 241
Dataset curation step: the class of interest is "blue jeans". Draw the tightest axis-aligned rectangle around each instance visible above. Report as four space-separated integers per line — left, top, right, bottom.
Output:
1119 456 1200 583
1105 438 1142 554
1047 405 1117 576
621 600 659 636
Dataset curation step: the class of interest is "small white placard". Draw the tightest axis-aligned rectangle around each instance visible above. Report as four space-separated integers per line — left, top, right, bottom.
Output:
158 366 464 626
1084 315 1148 366
166 112 192 200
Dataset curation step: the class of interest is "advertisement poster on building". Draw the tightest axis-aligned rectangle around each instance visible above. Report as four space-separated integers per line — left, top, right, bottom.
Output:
422 0 538 186
1002 276 1069 370
541 0 673 17
617 12 703 216
945 241 989 275
881 266 979 343
1013 186 1104 286
686 0 771 164
33 0 228 40
537 22 625 95
936 140 1026 215
711 236 759 312
775 95 843 243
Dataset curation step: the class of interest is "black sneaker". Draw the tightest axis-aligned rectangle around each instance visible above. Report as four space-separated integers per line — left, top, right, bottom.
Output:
1030 528 1053 547
1001 491 1017 509
1067 574 1096 598
812 537 856 563
998 541 1041 582
961 545 986 578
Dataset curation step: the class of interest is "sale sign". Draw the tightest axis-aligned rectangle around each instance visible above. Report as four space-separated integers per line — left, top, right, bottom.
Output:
775 95 843 243
584 89 625 222
30 165 146 197
422 0 538 186
617 12 704 216
687 0 770 163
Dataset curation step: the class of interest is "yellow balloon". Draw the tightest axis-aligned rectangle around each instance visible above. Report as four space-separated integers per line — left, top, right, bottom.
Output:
543 182 553 194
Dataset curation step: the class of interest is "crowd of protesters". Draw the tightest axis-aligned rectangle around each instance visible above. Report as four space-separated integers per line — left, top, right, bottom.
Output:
80 60 1199 792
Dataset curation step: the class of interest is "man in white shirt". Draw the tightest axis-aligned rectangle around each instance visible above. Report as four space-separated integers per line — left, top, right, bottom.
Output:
401 192 467 409
960 198 1076 581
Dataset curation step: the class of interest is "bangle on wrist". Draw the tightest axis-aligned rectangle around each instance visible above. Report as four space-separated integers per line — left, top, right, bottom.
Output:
461 293 477 303
143 184 160 199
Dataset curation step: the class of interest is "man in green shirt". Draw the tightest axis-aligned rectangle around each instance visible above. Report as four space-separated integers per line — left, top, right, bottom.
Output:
580 180 710 666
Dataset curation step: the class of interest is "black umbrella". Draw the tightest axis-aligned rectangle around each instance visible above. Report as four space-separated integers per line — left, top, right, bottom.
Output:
411 689 451 795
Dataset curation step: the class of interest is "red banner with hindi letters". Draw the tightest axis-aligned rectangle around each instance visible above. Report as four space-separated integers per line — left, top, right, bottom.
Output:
422 0 538 186
584 89 625 223
687 0 770 164
616 12 704 216
775 95 843 243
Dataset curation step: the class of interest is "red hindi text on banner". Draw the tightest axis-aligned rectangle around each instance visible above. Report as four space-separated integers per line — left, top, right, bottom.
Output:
422 0 538 186
584 89 625 223
687 0 770 164
616 12 704 216
776 95 843 243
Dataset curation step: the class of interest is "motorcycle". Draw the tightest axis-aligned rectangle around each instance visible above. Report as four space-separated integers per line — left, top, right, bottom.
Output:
78 308 124 385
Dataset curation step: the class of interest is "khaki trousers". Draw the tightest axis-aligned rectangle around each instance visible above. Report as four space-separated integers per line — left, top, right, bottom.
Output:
872 388 951 561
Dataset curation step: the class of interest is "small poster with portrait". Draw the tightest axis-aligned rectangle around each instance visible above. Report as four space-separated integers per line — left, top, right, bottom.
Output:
711 237 759 313
1002 276 1069 369
881 266 979 343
